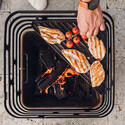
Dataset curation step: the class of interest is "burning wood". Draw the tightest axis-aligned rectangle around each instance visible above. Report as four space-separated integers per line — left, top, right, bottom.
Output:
35 46 55 83
39 47 55 69
54 67 79 86
35 67 55 84
43 67 79 94
41 67 55 78
38 61 68 92
45 85 51 94
52 83 67 100
35 45 90 100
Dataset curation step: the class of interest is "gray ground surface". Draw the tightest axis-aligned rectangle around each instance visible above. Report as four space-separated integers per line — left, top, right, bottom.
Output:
0 0 125 124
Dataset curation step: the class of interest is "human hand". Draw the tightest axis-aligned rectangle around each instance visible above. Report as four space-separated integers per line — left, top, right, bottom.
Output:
77 5 105 38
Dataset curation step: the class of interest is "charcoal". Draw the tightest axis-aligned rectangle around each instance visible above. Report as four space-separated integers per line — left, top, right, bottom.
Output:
35 45 56 95
39 47 55 69
52 83 67 100
79 78 91 96
34 85 42 95
35 45 55 81
64 77 74 95
34 86 54 96
73 76 89 97
35 51 45 78
76 86 86 97
73 76 78 93
48 86 55 95
38 61 68 91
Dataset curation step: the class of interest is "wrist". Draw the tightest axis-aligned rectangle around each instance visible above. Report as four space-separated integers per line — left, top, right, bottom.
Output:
79 0 89 9
81 0 91 2
79 0 100 10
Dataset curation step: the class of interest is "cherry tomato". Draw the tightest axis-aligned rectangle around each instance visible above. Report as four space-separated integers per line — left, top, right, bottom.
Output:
65 31 73 39
73 36 80 44
72 27 79 34
81 35 87 40
66 41 73 48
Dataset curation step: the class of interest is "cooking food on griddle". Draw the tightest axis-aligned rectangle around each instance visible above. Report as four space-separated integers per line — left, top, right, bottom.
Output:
38 26 65 44
88 36 106 61
62 49 90 73
90 61 105 87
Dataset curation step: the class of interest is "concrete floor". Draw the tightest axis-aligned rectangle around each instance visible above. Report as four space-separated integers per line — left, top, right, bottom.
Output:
0 0 125 125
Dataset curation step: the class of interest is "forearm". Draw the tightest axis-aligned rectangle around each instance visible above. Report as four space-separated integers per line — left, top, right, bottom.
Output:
77 5 105 37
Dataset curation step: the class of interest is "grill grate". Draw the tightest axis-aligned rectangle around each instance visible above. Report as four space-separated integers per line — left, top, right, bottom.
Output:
4 11 115 118
32 20 106 95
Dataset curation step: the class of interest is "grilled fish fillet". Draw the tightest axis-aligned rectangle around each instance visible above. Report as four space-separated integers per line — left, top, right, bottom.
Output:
90 61 105 87
62 49 90 73
88 36 106 61
38 26 65 44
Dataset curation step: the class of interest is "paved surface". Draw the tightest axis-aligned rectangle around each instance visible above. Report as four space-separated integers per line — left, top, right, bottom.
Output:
0 0 125 125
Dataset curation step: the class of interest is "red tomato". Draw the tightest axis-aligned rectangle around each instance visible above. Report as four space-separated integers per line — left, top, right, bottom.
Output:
65 31 73 39
72 27 79 34
81 35 87 39
73 36 80 44
66 41 73 48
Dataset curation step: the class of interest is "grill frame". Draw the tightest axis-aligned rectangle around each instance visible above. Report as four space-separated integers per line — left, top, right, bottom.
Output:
4 11 115 118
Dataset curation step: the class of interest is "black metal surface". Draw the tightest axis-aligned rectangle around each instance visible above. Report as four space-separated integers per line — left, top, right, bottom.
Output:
4 11 115 118
22 31 100 108
32 19 106 95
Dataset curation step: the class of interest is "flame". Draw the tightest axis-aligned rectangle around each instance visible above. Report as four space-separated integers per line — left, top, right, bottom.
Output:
44 67 79 94
57 76 66 86
60 84 64 91
41 67 55 78
45 85 51 94
64 67 79 77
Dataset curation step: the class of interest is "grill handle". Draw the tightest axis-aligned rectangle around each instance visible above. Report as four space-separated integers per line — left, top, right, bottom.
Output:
23 53 28 84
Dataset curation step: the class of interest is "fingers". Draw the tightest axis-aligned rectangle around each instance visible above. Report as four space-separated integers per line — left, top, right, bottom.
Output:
93 27 99 36
79 27 89 36
86 31 93 38
86 26 95 38
79 25 99 38
100 22 105 31
78 22 89 36
82 23 104 38
77 14 105 38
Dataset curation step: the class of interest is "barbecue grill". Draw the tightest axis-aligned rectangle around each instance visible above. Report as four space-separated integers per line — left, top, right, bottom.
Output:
32 18 106 95
4 11 115 118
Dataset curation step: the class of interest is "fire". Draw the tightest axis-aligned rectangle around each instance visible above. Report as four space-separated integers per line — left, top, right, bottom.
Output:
44 67 79 94
45 86 51 94
64 67 79 77
60 85 64 91
41 67 55 78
